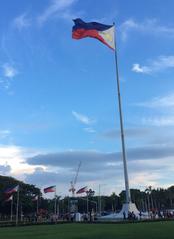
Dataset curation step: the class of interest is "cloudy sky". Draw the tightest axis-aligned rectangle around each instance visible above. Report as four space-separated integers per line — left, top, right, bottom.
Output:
0 0 174 197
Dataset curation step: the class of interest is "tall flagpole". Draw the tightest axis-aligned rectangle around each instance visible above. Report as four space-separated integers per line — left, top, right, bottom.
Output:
57 198 59 217
20 204 23 222
54 187 57 215
36 196 39 214
86 192 89 219
16 187 19 225
10 196 13 222
113 23 131 204
98 184 101 216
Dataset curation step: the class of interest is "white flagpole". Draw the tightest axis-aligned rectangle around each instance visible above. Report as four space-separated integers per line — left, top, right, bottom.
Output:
10 196 13 222
86 192 89 220
16 187 19 225
20 204 23 222
98 185 101 216
36 196 39 214
57 198 59 218
54 187 57 215
113 23 131 204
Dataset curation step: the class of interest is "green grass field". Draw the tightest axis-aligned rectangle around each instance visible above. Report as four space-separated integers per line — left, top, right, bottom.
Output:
0 222 174 239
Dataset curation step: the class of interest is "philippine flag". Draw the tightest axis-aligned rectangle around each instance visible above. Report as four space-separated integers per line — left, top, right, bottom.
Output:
76 186 88 194
4 185 19 194
44 186 56 193
72 18 115 50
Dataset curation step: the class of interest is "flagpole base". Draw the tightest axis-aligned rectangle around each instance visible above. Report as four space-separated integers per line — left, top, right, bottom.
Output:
118 202 140 218
99 202 141 220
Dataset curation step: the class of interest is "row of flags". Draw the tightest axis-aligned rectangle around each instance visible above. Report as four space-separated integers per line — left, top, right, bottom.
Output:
43 185 93 195
3 184 90 202
3 185 55 203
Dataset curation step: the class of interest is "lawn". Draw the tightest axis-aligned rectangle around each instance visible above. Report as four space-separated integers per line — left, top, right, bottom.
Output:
0 221 174 239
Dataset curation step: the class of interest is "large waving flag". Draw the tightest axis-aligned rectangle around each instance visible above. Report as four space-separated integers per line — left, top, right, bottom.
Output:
72 18 115 50
4 185 19 194
44 185 56 193
76 186 88 194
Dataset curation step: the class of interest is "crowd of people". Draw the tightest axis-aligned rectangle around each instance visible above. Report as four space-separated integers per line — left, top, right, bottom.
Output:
122 209 174 220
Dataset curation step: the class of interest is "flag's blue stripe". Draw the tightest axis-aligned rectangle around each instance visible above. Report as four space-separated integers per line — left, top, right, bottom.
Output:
4 186 14 193
44 186 55 190
73 18 113 31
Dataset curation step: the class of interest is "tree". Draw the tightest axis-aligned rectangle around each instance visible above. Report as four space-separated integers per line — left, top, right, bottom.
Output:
0 175 41 216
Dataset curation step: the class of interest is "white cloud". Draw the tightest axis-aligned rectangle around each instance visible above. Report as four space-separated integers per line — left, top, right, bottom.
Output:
133 92 174 126
2 63 18 78
0 145 37 178
136 93 174 108
102 128 151 140
132 63 150 74
25 147 174 194
37 0 77 25
72 111 95 125
0 130 11 139
130 171 161 188
0 164 11 175
0 144 174 194
120 19 139 41
136 93 174 126
120 18 174 41
132 56 174 74
13 13 31 30
142 116 174 126
84 127 96 133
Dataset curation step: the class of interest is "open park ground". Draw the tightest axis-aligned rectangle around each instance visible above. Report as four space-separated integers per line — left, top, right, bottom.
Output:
0 221 174 239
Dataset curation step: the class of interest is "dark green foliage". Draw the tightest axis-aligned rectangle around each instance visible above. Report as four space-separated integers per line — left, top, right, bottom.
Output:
0 175 41 215
119 187 174 211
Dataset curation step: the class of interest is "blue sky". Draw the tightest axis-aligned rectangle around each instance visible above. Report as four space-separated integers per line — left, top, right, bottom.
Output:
0 0 174 197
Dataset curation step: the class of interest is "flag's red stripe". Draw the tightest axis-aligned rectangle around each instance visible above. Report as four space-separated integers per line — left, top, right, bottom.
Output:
5 189 17 194
76 186 87 194
72 29 114 50
44 188 55 193
72 29 101 39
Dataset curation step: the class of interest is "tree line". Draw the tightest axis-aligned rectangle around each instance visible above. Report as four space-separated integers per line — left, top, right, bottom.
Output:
0 175 174 218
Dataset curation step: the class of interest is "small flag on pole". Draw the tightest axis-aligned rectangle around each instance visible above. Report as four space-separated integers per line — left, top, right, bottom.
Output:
76 186 88 194
72 18 115 50
32 195 38 201
5 194 13 202
44 186 56 193
4 185 19 194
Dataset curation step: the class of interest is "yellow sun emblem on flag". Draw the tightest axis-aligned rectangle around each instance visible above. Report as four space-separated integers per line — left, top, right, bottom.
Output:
102 32 113 42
